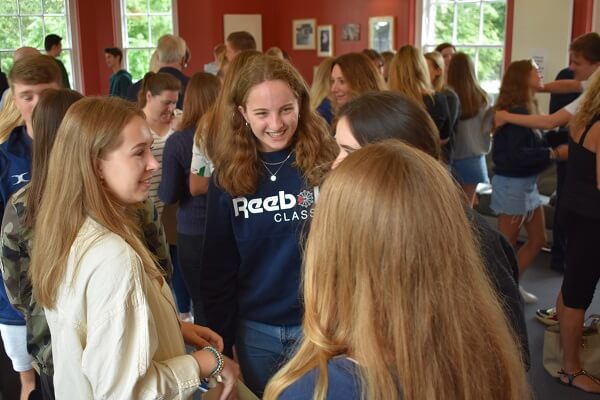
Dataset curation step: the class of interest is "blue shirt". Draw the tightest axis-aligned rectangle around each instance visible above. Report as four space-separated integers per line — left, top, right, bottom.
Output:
200 149 317 354
0 126 31 325
158 127 207 235
280 357 361 400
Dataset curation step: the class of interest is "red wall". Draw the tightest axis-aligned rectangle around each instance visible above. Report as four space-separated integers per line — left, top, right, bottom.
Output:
76 0 116 95
572 0 594 40
176 0 279 76
75 0 596 95
269 0 415 81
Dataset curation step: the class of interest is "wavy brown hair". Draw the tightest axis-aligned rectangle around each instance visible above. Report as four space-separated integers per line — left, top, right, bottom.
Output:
29 97 162 308
447 52 489 119
265 140 530 400
495 59 538 114
212 55 337 196
331 53 386 108
25 88 83 228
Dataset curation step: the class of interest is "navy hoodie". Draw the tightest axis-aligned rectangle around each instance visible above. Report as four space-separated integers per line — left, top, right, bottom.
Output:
0 126 31 325
492 107 553 177
200 150 318 354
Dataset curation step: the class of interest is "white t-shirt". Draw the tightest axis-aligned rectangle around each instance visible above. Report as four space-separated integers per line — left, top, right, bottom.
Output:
190 141 214 178
564 79 589 116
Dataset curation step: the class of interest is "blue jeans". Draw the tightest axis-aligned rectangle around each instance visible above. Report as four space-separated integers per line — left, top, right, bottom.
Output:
235 319 302 396
169 245 191 314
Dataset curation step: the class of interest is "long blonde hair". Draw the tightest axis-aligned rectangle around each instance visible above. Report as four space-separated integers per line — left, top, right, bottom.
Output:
29 97 163 309
388 45 433 106
265 140 530 400
0 92 24 143
424 51 445 92
571 67 600 133
213 55 337 196
309 57 335 110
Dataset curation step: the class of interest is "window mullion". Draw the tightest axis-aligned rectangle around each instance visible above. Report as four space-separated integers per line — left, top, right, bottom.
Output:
452 0 458 45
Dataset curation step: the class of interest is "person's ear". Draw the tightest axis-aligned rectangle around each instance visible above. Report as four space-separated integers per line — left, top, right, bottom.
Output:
238 105 249 124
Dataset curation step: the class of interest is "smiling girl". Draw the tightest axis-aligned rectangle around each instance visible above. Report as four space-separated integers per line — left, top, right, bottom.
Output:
200 54 337 396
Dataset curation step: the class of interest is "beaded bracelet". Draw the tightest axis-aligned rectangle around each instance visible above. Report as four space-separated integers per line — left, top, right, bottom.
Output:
202 346 224 379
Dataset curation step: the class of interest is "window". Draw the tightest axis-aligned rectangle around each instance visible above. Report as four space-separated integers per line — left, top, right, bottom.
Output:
0 0 76 87
120 0 174 82
421 0 507 94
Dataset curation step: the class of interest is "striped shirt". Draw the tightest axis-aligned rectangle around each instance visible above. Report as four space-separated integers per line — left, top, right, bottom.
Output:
150 128 174 218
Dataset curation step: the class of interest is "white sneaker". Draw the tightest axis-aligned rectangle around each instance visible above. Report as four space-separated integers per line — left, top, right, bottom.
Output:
519 286 538 304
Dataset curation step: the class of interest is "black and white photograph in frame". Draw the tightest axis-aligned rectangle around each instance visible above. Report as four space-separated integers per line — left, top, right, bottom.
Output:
293 18 316 50
342 23 360 41
368 16 394 52
317 25 333 57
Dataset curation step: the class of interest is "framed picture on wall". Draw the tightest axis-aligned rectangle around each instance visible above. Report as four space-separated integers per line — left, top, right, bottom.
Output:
293 19 316 50
368 16 395 52
317 25 333 57
342 23 360 41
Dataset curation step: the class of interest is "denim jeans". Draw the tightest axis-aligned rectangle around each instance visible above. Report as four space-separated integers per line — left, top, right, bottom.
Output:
235 319 302 396
169 245 191 314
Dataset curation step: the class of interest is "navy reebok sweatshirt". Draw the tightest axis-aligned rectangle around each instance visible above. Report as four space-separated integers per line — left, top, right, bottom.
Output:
200 150 318 353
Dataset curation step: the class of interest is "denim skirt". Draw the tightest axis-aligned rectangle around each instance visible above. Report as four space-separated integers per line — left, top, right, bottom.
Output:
451 155 489 185
490 174 542 215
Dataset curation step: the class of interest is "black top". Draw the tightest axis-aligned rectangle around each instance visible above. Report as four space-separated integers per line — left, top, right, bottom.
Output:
563 114 600 220
492 107 552 177
0 71 8 95
125 67 189 109
546 68 581 148
424 92 451 142
442 88 460 162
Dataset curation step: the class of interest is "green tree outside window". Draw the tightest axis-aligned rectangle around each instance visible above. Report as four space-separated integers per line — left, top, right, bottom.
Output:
0 0 74 87
121 0 173 82
423 0 507 94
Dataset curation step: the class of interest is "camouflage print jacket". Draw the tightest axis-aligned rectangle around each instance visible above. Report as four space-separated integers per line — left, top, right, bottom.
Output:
0 185 172 375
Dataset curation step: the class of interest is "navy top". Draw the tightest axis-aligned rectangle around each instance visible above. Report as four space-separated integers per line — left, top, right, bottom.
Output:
316 98 334 125
200 149 317 354
563 115 600 220
158 127 207 235
492 107 552 177
0 126 31 325
280 358 362 400
125 67 189 109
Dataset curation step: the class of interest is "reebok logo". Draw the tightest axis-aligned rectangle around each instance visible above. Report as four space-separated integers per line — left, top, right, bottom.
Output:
232 188 320 219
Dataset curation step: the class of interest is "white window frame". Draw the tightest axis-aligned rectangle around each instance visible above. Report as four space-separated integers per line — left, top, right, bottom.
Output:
114 0 177 81
0 0 81 90
420 0 508 93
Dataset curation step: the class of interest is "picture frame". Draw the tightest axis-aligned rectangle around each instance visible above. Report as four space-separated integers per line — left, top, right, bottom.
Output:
368 16 395 52
316 25 333 57
342 23 360 41
292 19 316 50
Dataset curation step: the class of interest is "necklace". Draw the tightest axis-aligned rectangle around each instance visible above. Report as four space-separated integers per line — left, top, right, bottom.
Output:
259 151 293 182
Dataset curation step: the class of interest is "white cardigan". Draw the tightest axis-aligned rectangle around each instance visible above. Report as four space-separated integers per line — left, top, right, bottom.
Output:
45 218 200 399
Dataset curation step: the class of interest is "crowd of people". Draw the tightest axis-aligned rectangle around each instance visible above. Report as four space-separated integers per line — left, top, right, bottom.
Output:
0 27 598 399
